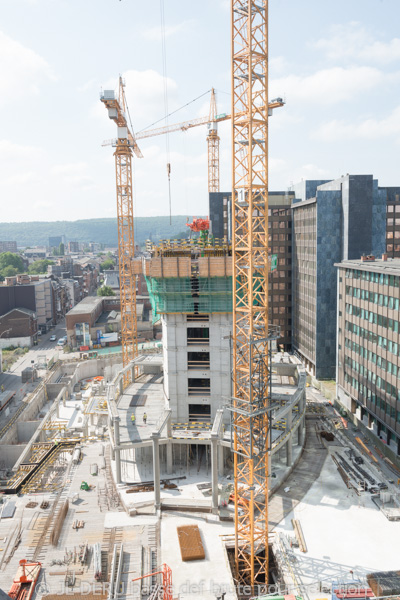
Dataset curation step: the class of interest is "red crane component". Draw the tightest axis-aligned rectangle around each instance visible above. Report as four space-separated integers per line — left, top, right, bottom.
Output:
186 218 210 232
8 560 41 600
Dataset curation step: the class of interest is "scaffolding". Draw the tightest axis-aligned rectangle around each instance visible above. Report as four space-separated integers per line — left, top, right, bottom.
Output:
145 276 232 320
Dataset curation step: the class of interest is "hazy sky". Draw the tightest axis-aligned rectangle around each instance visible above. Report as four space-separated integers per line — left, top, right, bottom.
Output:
1 0 399 223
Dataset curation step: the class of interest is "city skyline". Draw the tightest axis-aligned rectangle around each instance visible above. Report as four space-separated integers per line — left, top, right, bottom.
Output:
1 0 399 222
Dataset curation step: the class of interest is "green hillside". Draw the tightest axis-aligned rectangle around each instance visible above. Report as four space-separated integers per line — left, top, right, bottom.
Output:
0 216 201 248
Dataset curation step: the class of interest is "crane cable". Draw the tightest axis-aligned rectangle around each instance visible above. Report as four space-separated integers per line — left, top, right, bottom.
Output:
160 0 172 224
136 89 212 134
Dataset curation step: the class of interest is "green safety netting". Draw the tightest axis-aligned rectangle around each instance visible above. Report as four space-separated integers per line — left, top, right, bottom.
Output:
145 276 233 322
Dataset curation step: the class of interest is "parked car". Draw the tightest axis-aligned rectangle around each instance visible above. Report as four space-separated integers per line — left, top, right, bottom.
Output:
50 334 57 342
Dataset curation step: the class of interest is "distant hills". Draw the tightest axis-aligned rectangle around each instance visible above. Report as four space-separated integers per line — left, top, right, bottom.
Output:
0 216 201 248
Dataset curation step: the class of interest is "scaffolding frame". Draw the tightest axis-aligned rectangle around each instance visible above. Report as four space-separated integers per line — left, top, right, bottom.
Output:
231 0 272 589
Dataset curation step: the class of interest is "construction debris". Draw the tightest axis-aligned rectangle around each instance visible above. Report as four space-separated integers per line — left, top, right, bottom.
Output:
291 518 307 553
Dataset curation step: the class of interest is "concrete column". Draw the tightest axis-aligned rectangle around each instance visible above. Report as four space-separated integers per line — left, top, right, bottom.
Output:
298 415 305 446
166 441 173 475
211 434 219 514
152 433 161 510
218 444 224 476
119 379 123 397
286 409 293 467
131 365 136 383
114 416 122 484
166 410 173 474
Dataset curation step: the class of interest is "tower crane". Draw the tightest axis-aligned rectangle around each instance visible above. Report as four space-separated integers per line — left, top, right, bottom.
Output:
134 90 283 195
135 88 228 194
100 77 140 382
230 0 278 591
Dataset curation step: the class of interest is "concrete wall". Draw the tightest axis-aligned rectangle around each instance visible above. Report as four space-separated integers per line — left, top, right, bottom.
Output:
17 420 41 443
0 445 26 469
163 313 232 423
0 336 32 349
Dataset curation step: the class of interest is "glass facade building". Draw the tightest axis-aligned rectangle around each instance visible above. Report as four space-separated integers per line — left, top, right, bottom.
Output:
336 257 400 455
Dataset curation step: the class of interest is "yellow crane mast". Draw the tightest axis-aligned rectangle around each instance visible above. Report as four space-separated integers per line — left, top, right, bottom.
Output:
231 0 276 590
100 77 141 381
207 88 220 193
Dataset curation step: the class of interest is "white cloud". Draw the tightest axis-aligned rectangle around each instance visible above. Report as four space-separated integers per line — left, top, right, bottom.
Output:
141 20 194 42
0 31 55 103
270 66 392 105
314 22 400 65
269 56 289 76
314 106 400 142
78 78 96 92
52 162 88 176
0 140 44 161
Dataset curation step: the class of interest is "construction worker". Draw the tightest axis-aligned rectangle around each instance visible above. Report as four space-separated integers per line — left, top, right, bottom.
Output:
143 412 147 424
1 385 4 393
131 413 135 425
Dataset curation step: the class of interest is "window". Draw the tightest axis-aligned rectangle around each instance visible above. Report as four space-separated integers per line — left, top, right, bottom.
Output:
187 351 210 369
188 378 211 396
187 327 209 344
188 404 211 422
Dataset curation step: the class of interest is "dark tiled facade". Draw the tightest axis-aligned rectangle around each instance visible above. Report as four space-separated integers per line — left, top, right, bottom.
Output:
291 175 386 380
268 192 294 350
385 187 400 258
336 258 400 456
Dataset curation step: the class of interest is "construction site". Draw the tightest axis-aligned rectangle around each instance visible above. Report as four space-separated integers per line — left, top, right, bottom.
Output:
1 2 400 600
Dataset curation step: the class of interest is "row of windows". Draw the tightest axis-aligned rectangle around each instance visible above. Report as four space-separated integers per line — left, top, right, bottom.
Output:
346 286 400 309
345 321 400 357
346 304 400 330
387 205 400 213
345 269 400 287
344 356 399 400
344 337 400 376
344 373 400 422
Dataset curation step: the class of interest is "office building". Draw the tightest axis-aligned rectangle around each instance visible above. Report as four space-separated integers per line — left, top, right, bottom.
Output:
385 187 400 258
0 241 17 253
336 256 400 456
209 190 294 351
291 174 386 379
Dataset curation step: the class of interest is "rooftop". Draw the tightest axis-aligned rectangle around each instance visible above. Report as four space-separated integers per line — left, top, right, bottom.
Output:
336 257 400 275
66 295 103 315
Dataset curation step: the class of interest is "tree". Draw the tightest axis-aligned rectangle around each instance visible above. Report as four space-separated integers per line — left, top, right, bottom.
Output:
59 242 65 256
2 265 18 277
100 259 115 272
28 259 54 274
97 285 115 297
0 252 24 278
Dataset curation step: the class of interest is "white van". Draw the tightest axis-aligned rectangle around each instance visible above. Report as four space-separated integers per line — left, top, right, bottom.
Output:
57 338 66 347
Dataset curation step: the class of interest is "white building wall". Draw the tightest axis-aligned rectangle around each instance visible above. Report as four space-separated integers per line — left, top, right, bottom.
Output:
162 312 232 424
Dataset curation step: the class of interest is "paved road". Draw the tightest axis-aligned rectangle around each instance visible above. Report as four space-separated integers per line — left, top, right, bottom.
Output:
0 320 69 392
